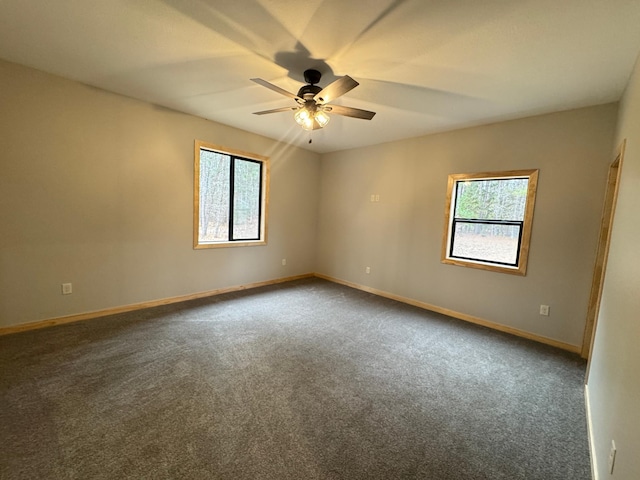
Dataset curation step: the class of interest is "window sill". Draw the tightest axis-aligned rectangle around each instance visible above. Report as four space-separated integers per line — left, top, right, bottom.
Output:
194 239 267 249
441 257 526 276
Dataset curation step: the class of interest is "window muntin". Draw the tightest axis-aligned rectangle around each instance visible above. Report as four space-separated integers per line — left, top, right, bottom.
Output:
194 141 268 248
442 170 538 275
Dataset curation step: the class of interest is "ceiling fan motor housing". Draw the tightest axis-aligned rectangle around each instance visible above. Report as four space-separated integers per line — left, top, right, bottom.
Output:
297 84 322 99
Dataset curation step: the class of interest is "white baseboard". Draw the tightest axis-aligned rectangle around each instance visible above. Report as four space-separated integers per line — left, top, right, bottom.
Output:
585 384 598 480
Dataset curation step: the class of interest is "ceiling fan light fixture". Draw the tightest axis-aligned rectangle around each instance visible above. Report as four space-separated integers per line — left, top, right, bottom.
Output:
294 106 314 130
294 105 331 131
315 109 330 128
301 119 315 131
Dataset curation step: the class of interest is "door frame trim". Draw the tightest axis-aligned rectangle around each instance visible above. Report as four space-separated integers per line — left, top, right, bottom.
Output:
582 139 626 364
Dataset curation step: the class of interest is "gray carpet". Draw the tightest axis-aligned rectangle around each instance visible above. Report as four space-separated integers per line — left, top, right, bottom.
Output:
0 278 590 479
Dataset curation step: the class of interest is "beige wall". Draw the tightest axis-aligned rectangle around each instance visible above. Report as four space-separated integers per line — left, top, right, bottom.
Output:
587 52 640 478
0 59 321 328
317 104 618 348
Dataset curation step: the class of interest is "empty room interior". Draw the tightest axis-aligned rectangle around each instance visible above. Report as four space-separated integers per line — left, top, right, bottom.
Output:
1 1 640 479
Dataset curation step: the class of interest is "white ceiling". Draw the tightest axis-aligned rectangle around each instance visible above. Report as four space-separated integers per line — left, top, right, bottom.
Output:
1 0 640 154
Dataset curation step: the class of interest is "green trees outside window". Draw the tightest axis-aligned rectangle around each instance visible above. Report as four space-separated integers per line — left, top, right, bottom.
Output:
194 141 268 248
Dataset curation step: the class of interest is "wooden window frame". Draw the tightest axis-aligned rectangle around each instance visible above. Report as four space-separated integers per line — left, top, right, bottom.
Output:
193 140 269 249
441 169 539 276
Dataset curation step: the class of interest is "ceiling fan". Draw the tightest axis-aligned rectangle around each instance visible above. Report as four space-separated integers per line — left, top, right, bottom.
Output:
251 69 376 131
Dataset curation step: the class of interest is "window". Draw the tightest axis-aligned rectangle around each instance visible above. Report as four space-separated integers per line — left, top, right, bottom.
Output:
194 140 269 248
441 169 538 275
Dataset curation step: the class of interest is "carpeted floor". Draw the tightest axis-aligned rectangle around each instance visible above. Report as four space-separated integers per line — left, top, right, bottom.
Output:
0 278 591 479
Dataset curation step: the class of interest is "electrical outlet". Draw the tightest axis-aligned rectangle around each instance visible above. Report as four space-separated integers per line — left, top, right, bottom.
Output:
365 266 371 274
61 283 73 295
370 194 375 202
281 258 286 266
608 440 616 474
539 305 550 316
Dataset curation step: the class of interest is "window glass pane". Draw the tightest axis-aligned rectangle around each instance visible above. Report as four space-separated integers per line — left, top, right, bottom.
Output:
199 150 230 242
233 159 261 240
451 222 521 265
454 178 529 221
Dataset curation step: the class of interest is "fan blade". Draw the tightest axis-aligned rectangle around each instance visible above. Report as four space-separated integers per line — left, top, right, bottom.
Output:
253 106 297 115
314 75 359 104
251 78 302 101
325 104 376 120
